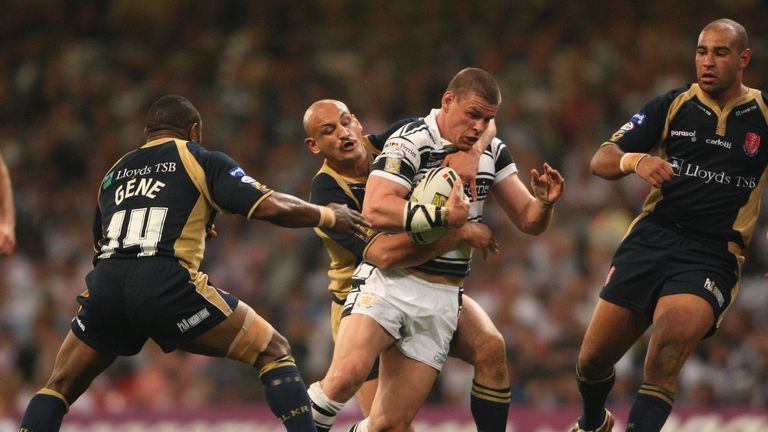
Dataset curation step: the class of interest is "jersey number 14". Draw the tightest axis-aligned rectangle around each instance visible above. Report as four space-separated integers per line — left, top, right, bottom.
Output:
100 207 168 257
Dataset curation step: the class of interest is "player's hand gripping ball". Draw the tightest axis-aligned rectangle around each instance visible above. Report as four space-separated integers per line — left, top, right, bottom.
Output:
408 167 463 244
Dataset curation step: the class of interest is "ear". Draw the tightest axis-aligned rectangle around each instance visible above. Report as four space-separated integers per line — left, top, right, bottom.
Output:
189 122 201 143
739 48 752 70
441 91 454 112
305 137 321 155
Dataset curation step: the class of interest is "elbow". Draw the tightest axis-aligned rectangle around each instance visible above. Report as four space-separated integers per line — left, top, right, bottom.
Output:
365 250 396 271
362 205 388 230
589 156 601 176
520 224 546 236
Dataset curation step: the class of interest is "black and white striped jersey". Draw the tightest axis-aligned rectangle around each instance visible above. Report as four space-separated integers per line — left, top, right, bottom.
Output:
370 109 517 277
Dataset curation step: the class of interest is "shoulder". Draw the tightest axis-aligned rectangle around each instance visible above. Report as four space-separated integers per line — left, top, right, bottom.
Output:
311 171 341 193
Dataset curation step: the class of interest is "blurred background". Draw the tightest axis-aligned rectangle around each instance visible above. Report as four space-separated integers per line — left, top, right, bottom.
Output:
2 0 768 425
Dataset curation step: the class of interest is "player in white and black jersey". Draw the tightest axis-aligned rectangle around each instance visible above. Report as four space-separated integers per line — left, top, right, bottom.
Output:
309 68 564 431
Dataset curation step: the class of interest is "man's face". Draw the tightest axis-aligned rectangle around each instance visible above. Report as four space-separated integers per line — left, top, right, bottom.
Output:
440 91 498 151
306 101 366 164
696 26 748 96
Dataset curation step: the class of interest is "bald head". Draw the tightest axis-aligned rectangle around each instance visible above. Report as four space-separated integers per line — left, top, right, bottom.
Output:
303 99 351 136
702 18 748 51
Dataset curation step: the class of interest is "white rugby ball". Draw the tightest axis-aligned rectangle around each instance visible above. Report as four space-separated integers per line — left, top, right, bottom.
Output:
408 166 462 244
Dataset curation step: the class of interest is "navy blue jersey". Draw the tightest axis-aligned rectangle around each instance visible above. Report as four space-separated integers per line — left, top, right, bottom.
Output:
94 138 272 272
310 120 414 298
608 84 768 250
310 135 383 298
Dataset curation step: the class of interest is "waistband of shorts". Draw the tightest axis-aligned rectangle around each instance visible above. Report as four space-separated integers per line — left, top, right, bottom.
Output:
405 269 464 288
641 213 736 251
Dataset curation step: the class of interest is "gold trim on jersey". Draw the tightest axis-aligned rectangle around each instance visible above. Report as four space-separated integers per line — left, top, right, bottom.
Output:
691 84 762 136
142 138 176 148
362 134 381 160
660 89 693 143
312 147 376 297
173 195 209 271
246 190 275 220
173 139 224 214
315 227 358 296
732 166 768 252
187 270 233 315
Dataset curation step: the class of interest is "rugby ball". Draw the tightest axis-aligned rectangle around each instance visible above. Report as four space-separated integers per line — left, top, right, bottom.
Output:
408 167 462 244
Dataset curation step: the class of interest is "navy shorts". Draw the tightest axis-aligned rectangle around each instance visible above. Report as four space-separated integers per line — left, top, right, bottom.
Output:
600 216 739 337
71 257 239 356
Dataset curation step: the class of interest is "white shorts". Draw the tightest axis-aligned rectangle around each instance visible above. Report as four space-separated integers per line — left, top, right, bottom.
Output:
346 264 462 371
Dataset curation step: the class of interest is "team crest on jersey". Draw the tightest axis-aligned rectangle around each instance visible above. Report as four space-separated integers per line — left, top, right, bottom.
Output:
384 157 401 173
744 132 760 157
358 292 376 308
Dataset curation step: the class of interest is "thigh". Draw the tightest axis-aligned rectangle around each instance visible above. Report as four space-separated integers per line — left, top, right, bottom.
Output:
661 253 737 337
579 299 650 369
448 294 503 364
369 345 439 430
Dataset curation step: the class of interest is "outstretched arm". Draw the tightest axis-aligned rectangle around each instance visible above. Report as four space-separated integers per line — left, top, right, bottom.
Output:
0 153 15 255
250 192 369 236
493 163 564 235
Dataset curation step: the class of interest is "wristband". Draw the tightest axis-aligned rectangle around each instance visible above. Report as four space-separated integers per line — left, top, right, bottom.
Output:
619 152 649 174
403 202 448 232
317 206 336 228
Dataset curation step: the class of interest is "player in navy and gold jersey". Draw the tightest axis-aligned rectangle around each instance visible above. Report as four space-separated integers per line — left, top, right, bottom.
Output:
572 19 768 432
18 95 368 432
0 150 14 255
303 99 507 431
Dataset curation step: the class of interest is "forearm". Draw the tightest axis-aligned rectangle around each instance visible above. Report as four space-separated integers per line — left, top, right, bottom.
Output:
591 142 632 180
518 198 553 235
365 229 463 270
251 192 321 228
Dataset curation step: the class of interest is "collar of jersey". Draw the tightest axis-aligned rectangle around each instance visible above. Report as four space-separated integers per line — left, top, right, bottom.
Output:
424 108 454 150
142 137 184 148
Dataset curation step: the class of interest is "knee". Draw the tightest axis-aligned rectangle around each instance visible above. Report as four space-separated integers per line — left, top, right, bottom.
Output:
646 332 697 375
254 331 292 369
324 359 371 397
577 349 614 379
472 330 508 378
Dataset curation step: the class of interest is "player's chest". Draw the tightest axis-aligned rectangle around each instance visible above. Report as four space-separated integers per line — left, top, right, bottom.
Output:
664 105 768 175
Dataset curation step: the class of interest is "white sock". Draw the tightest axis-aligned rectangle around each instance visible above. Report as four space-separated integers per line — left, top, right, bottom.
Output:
350 418 370 432
308 381 345 431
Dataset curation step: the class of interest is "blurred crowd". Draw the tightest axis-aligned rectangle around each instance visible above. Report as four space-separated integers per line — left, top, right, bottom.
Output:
2 0 768 419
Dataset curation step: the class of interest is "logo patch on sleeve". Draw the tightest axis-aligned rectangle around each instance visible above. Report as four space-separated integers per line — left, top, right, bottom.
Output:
228 167 246 177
